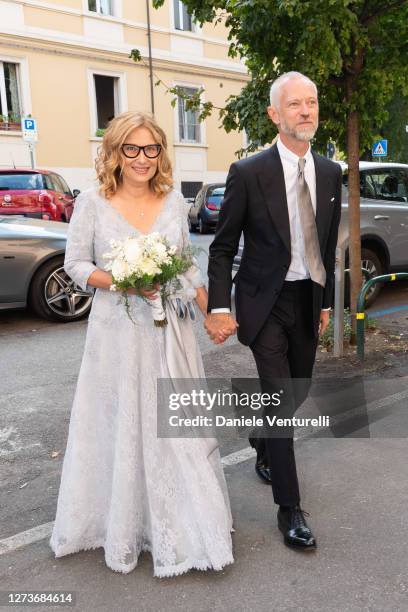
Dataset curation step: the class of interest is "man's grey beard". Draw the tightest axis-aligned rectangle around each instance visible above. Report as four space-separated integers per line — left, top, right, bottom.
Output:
280 119 317 142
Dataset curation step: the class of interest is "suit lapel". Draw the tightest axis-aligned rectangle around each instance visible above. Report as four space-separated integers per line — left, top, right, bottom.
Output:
256 145 291 254
313 151 332 249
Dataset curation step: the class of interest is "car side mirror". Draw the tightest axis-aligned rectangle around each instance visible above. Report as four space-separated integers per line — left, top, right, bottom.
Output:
72 189 81 198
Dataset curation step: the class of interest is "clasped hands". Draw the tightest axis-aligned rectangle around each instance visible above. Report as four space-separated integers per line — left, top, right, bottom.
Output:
204 312 238 345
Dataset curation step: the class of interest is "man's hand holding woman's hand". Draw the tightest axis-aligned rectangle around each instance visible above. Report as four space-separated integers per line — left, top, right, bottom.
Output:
204 313 238 345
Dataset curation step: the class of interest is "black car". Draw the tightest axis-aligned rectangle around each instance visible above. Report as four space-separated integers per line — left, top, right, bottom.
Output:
188 183 225 233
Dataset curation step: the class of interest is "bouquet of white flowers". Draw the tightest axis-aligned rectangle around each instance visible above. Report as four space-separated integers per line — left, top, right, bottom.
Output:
103 232 195 327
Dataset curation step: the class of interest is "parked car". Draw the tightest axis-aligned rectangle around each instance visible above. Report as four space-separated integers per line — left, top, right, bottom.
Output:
0 169 80 222
233 161 408 307
0 215 93 322
188 183 225 233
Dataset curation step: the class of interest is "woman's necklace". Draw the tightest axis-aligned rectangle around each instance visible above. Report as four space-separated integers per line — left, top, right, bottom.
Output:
133 198 151 217
120 190 155 218
133 194 155 217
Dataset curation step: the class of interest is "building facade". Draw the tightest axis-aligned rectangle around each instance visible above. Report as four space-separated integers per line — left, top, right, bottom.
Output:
0 0 249 193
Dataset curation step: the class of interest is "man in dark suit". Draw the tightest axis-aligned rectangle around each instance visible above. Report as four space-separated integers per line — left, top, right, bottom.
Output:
204 71 342 550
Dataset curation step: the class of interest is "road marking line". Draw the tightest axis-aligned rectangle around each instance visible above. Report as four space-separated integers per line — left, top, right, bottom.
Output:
221 446 256 466
0 522 54 556
1 386 406 557
295 386 408 440
0 448 257 556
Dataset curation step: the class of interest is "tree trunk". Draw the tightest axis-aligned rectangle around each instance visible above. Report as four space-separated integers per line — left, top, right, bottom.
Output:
346 108 363 343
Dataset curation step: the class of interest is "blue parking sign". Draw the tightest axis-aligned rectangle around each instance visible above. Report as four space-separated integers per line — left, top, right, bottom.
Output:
372 139 387 157
23 118 37 131
22 117 38 142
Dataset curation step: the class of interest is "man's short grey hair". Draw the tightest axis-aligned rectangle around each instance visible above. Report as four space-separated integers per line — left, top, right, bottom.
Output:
269 72 318 108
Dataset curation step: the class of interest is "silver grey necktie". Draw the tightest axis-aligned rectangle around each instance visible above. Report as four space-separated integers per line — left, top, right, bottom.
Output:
297 158 326 287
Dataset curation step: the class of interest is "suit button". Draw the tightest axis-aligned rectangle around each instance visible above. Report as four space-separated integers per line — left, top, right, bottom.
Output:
282 264 288 270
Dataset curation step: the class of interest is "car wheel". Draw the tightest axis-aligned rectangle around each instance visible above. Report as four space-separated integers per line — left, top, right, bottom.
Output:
188 216 196 233
28 257 94 322
198 216 209 234
345 248 384 308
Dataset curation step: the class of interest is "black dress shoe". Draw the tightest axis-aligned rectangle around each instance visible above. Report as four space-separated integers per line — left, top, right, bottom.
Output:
277 506 316 550
255 462 273 484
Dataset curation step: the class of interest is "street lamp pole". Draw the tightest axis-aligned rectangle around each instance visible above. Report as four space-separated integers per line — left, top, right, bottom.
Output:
146 0 155 115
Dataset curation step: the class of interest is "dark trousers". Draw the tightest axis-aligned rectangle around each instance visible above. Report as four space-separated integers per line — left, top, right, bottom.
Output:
249 279 318 506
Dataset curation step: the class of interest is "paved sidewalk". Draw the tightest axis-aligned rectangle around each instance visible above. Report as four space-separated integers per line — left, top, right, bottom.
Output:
1 336 408 611
2 273 408 612
1 436 407 612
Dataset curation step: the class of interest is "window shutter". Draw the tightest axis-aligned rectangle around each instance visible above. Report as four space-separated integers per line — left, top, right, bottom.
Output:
173 0 181 29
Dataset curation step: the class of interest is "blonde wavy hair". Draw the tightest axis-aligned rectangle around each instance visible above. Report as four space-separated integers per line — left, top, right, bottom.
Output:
95 111 173 198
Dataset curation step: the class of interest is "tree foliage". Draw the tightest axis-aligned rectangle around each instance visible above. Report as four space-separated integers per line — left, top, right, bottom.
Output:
381 92 408 162
153 0 408 155
151 0 408 338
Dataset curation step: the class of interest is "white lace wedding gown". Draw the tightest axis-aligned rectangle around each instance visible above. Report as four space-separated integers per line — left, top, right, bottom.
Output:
49 187 233 577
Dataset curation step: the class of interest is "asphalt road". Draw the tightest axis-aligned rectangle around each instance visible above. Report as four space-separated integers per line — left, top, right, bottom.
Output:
1 233 408 611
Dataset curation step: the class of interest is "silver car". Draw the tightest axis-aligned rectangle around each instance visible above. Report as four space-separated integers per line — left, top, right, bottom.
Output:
0 216 93 321
337 161 408 305
233 162 408 307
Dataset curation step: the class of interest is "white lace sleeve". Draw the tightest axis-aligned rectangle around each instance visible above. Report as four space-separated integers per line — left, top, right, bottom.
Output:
64 191 98 291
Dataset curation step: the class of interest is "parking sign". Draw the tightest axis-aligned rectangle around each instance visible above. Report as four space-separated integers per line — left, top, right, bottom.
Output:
22 117 38 142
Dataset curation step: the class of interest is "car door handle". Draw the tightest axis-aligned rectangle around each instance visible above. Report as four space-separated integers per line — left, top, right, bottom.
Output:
374 215 390 220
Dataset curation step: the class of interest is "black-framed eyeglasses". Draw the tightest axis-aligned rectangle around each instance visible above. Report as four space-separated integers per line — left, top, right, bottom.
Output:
121 144 162 159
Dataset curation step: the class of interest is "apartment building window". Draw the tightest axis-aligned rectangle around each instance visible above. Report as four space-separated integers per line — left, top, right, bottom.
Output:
0 61 21 126
94 74 118 129
173 0 193 31
178 88 200 143
88 0 112 16
181 181 202 199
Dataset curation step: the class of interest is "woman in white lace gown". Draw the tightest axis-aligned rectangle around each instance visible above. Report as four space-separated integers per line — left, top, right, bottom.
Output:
49 111 233 577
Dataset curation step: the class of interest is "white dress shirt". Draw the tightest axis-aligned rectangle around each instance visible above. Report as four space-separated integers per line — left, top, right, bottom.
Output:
211 137 329 313
276 137 316 281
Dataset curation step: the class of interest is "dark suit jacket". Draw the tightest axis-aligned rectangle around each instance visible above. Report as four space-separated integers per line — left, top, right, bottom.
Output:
207 143 343 346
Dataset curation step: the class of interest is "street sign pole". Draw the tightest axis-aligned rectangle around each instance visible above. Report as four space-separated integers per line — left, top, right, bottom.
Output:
334 244 345 357
22 117 38 168
28 143 35 169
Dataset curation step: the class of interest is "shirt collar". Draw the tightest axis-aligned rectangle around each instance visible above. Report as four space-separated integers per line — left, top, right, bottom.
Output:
276 136 312 166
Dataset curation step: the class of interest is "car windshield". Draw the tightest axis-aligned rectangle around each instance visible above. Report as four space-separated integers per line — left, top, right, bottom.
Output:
0 215 26 223
0 173 45 190
207 186 225 208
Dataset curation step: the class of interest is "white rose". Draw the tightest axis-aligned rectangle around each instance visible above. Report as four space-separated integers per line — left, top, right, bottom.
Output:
169 245 177 256
112 258 130 282
139 257 161 276
124 238 142 264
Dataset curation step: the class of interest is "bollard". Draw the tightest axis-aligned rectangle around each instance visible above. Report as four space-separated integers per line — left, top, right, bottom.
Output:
356 272 408 361
333 245 345 357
